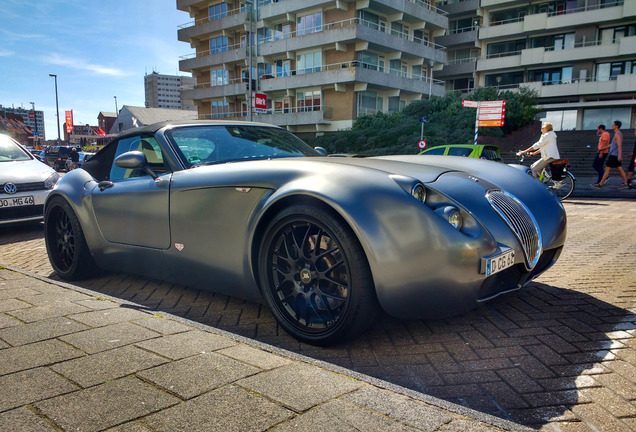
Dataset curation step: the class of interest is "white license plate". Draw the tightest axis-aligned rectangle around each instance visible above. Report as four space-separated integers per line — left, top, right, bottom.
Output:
486 249 515 276
0 195 35 208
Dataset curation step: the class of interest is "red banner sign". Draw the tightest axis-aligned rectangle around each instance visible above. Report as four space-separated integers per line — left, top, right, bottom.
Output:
255 93 267 112
65 110 74 134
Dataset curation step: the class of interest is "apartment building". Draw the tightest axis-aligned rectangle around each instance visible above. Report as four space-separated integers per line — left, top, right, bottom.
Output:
144 72 197 111
438 0 636 130
176 0 448 134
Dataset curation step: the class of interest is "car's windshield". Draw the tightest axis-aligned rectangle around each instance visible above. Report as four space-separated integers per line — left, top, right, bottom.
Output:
0 135 32 162
166 125 321 167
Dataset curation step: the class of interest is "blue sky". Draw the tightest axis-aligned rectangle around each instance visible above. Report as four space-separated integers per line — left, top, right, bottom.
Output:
0 0 192 140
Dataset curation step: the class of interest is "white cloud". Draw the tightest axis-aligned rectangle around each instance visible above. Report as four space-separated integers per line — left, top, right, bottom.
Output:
0 49 14 57
42 53 131 77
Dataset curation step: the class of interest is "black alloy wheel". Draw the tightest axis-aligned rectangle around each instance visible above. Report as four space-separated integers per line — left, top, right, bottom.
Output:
259 205 379 346
44 196 98 280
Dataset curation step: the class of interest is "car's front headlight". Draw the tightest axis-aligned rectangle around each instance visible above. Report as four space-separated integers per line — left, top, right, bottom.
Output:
391 175 427 204
411 183 426 203
447 208 463 230
44 172 60 189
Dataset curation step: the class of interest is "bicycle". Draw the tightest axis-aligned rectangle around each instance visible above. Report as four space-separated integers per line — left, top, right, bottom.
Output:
516 152 576 200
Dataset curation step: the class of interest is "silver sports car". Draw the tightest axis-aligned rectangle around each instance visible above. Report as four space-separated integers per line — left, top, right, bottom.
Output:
44 120 567 345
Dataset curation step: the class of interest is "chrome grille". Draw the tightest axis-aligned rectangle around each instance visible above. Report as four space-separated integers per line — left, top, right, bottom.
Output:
486 190 542 269
0 182 46 195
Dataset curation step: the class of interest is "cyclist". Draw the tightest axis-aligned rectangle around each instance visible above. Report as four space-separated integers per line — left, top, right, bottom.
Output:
517 122 560 178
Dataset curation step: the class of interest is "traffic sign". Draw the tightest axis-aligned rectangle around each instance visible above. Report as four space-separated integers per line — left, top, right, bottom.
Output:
462 100 479 108
418 140 427 149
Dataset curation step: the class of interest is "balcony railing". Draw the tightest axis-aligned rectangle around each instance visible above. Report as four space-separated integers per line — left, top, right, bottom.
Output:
196 104 332 121
258 17 447 51
177 5 245 30
485 37 622 59
490 0 624 26
257 0 448 16
182 60 444 91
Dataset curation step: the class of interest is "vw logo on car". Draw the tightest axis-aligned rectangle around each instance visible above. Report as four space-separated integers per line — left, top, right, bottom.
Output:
3 183 17 194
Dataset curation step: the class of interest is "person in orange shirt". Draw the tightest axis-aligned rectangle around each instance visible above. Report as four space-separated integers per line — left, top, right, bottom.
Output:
592 124 610 185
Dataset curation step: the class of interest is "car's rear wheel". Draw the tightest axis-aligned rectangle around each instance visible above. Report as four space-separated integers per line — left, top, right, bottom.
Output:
259 205 379 346
44 196 99 280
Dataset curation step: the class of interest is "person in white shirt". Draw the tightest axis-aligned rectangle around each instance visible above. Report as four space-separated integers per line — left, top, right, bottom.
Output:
517 122 560 178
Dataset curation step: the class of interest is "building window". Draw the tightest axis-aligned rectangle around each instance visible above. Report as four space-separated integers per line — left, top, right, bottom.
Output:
209 3 228 21
357 91 382 116
528 66 573 84
486 39 526 58
211 100 229 118
297 12 322 36
210 36 228 54
297 90 321 112
596 61 632 81
358 51 379 70
274 23 291 40
275 59 290 77
297 51 321 74
210 69 229 86
485 71 524 87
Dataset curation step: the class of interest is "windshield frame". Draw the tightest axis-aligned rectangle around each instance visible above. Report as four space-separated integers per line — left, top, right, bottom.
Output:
164 124 321 168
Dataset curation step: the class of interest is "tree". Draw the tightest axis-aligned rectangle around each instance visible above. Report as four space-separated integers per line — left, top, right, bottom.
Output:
306 88 540 155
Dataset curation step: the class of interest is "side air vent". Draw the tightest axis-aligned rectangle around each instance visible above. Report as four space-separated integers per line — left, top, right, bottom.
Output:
486 190 542 269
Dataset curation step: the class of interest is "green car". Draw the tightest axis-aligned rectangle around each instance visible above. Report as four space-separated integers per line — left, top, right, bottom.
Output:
419 144 503 162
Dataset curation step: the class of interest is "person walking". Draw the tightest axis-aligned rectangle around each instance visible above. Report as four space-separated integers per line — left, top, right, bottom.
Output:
69 147 79 170
592 124 610 185
591 120 629 189
627 128 635 189
517 122 560 178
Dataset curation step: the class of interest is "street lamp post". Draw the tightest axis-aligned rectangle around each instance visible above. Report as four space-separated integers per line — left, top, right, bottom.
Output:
242 0 253 121
428 59 435 99
49 74 61 144
114 96 118 115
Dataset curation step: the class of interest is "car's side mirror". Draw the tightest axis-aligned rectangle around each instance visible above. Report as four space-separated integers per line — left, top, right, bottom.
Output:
314 146 327 156
115 151 158 179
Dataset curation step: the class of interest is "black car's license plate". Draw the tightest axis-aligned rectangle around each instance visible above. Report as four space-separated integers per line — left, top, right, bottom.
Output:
0 195 35 208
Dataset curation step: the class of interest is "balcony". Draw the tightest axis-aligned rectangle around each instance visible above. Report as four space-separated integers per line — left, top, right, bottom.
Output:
437 0 479 16
181 79 247 101
259 0 447 30
477 36 636 72
197 105 333 127
179 42 250 73
178 8 247 43
521 73 636 98
258 61 444 97
259 18 446 64
480 1 631 40
436 28 478 47
436 58 476 78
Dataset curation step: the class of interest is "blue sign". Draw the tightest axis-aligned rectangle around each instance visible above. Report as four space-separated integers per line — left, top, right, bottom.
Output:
419 118 428 123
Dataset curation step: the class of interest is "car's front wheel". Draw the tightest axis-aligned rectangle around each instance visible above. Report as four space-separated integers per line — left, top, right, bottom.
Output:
259 205 379 346
44 196 99 280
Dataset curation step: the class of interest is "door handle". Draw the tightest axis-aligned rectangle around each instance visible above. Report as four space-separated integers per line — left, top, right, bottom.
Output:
98 181 114 191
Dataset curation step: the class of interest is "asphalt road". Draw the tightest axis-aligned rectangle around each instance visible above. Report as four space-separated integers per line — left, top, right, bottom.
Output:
1 197 635 431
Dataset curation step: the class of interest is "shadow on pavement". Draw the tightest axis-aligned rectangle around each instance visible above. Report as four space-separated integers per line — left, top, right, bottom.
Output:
1 222 635 429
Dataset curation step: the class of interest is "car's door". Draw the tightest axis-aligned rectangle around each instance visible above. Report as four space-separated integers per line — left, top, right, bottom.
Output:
91 135 171 249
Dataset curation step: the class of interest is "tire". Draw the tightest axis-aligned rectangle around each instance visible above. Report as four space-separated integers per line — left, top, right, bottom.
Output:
551 171 575 200
44 196 99 280
258 205 380 346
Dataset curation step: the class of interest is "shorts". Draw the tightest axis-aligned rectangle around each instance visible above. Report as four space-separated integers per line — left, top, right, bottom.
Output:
629 154 635 174
606 155 621 168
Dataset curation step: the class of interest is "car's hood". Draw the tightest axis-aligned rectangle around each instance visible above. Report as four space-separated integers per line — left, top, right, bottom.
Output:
316 154 512 183
0 159 56 183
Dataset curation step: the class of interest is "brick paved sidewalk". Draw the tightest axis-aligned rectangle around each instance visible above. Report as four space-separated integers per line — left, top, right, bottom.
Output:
0 268 519 431
1 197 635 431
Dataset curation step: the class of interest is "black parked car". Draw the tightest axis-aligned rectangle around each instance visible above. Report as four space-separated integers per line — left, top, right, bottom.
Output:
45 146 73 171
